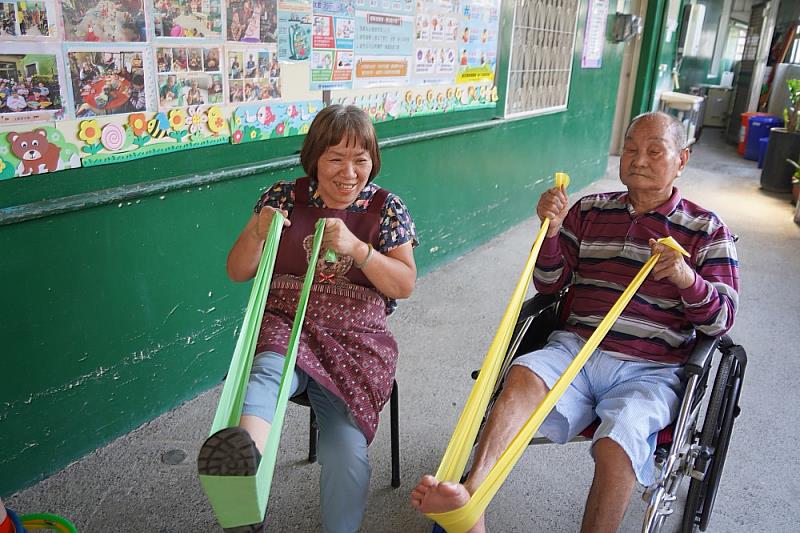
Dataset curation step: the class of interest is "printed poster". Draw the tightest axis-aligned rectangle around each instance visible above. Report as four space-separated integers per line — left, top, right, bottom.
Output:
62 0 146 42
0 43 65 122
455 0 499 84
0 0 55 39
227 45 281 102
152 0 223 39
67 49 147 117
277 7 312 61
227 0 278 43
581 0 608 69
310 0 354 90
353 6 412 88
156 46 224 108
413 0 458 85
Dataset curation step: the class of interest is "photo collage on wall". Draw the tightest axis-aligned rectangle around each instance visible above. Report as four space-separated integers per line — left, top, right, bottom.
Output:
227 0 277 43
227 46 280 103
0 0 500 180
0 47 63 116
152 0 222 39
156 46 223 108
1 0 53 37
68 49 146 116
1 0 500 123
62 0 147 42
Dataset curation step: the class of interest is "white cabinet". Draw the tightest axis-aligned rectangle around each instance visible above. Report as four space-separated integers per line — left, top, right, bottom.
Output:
704 87 733 128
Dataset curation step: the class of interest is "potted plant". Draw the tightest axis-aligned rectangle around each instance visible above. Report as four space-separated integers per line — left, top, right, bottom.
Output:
787 154 800 205
761 79 800 193
784 79 800 132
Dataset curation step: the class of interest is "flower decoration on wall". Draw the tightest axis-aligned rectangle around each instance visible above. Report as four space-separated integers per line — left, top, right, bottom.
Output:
232 129 243 144
100 124 127 152
167 109 187 142
128 114 147 136
128 113 150 147
78 120 103 155
169 109 187 131
186 106 208 138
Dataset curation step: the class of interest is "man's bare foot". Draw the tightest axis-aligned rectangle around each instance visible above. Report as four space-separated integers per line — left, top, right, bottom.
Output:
410 475 486 533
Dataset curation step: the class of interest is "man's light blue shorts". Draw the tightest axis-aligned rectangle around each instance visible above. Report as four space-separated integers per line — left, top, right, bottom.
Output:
511 331 685 486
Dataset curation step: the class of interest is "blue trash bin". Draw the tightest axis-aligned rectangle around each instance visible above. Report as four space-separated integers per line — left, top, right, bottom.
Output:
745 116 783 160
757 136 770 168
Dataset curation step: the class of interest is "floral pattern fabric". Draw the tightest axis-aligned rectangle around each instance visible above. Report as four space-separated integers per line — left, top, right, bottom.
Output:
254 179 419 253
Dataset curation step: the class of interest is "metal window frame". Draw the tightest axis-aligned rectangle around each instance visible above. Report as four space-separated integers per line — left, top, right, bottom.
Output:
504 0 581 119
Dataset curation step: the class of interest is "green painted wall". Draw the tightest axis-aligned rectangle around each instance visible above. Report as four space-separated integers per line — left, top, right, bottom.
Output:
0 0 627 496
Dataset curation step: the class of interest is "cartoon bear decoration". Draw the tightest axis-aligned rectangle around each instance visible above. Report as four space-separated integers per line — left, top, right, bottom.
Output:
7 129 62 176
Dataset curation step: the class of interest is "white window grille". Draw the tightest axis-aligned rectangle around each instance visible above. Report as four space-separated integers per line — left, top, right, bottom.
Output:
505 0 580 118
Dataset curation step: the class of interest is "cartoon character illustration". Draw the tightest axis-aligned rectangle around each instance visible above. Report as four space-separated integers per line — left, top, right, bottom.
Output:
244 109 259 123
290 25 309 60
257 105 275 126
8 129 61 176
147 112 170 139
384 93 400 118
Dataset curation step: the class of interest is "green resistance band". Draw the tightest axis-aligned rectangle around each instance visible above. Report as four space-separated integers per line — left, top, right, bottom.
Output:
20 513 78 533
199 215 326 528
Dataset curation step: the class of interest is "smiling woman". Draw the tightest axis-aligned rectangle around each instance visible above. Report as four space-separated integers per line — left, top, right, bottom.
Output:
199 104 418 532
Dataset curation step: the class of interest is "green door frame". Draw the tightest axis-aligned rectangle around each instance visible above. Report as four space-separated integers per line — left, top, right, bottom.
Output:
631 0 669 115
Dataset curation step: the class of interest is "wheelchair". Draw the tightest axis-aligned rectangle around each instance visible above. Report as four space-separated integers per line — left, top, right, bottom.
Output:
473 290 747 533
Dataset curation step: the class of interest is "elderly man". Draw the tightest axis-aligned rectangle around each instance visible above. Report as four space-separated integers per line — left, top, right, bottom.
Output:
411 112 739 532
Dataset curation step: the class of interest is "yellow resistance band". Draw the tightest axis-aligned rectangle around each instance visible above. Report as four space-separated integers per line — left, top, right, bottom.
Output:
427 191 688 532
430 172 570 485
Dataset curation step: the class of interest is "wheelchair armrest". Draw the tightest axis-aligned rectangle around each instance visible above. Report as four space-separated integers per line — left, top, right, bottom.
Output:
517 291 563 324
684 334 719 377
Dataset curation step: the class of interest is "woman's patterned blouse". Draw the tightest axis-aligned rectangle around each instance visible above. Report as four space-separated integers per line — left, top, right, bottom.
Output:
254 179 419 253
254 178 419 314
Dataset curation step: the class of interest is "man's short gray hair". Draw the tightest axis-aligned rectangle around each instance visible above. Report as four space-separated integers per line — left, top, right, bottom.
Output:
626 111 688 152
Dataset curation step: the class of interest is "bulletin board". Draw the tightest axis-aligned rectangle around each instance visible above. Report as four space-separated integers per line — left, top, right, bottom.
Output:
0 0 500 180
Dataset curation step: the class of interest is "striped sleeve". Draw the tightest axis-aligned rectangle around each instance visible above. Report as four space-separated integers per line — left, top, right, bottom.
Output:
533 200 582 294
679 223 739 336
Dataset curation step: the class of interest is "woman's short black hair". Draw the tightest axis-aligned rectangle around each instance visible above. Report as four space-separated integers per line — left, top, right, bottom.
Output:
300 104 381 182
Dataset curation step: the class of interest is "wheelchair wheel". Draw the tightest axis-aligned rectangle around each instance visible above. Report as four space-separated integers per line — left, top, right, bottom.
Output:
681 351 742 532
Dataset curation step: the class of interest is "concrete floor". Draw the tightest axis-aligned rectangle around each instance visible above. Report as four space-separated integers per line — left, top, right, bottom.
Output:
7 130 800 532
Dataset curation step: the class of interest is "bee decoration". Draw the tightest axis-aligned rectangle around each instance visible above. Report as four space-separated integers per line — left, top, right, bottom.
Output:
147 112 170 139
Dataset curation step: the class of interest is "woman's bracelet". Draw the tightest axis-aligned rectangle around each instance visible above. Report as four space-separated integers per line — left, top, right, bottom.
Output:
356 243 374 269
